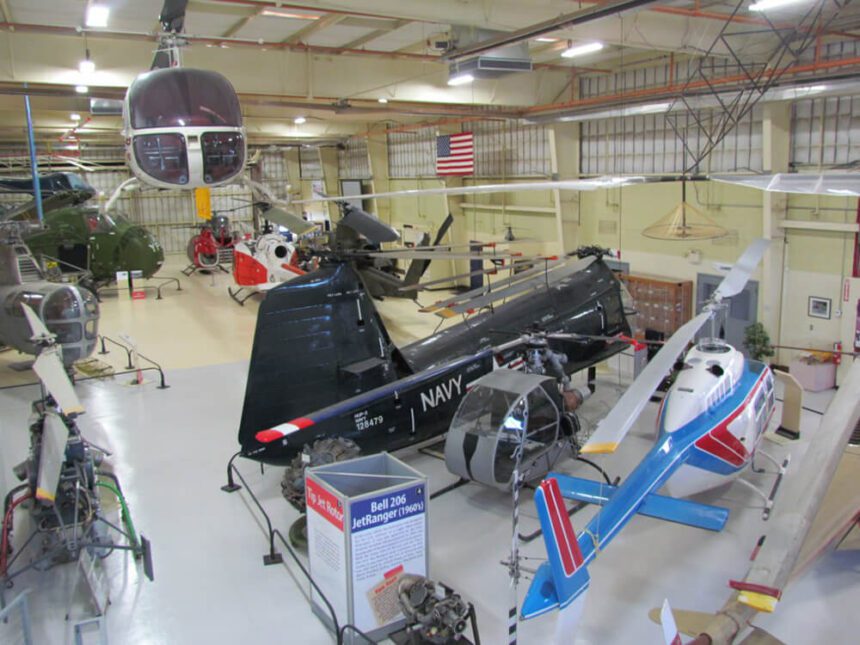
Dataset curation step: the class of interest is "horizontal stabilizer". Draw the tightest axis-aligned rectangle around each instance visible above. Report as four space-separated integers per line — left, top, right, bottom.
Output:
551 473 728 532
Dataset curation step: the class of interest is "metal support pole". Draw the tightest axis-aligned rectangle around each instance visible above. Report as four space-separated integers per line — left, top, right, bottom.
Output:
23 93 43 223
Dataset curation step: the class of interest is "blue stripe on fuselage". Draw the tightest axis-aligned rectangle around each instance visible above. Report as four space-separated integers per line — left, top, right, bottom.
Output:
573 360 765 568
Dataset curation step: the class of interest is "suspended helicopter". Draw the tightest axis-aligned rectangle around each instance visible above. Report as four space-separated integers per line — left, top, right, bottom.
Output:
0 222 99 366
485 240 796 638
1 303 152 593
120 0 246 192
0 173 165 287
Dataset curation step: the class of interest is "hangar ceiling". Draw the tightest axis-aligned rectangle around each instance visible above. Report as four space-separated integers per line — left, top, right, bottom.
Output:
0 0 859 148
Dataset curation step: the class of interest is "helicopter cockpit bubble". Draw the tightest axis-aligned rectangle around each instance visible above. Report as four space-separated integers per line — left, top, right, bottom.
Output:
444 371 567 490
123 68 246 190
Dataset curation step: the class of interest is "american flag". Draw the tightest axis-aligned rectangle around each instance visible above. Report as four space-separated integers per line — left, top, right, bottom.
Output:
436 132 474 175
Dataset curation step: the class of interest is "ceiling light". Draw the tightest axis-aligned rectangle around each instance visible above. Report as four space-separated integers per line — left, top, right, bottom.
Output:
86 5 109 27
535 37 559 43
561 41 604 58
378 98 389 104
294 116 307 125
749 0 808 11
448 73 474 87
261 8 320 20
75 85 89 94
79 59 95 75
70 113 81 121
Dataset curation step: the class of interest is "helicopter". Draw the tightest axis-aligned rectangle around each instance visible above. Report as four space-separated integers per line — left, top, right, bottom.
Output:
121 0 246 191
0 222 99 366
495 240 791 637
0 173 165 287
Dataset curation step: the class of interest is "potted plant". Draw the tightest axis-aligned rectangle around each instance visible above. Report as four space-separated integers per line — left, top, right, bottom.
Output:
743 322 775 362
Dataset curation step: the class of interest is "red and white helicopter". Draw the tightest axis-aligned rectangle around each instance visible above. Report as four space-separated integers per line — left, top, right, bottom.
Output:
229 231 309 305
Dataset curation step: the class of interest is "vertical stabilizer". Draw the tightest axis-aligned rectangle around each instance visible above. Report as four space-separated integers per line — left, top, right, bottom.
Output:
521 477 590 621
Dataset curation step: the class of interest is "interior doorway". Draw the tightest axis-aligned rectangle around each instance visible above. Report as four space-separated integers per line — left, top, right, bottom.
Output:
696 273 758 354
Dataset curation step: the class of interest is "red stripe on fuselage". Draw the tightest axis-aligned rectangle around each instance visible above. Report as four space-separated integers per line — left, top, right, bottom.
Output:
693 371 769 467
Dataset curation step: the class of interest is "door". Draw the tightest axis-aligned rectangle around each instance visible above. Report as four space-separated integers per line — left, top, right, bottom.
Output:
696 273 758 354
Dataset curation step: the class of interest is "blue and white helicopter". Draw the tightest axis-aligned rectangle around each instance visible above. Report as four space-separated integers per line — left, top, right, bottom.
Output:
520 239 778 637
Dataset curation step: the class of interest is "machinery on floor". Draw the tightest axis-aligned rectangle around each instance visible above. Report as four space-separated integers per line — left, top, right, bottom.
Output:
1 304 152 601
0 223 99 365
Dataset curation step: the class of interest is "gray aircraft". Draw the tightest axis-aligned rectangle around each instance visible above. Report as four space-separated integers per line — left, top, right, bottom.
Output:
0 224 99 365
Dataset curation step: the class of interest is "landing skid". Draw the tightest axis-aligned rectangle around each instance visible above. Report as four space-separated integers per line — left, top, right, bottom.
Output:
227 286 260 306
182 262 229 277
738 449 791 520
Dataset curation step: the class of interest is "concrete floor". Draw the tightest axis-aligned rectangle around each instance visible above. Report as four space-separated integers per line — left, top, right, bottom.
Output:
1 255 858 644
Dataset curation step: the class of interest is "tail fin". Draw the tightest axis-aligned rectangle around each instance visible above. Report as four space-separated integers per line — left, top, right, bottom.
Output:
521 477 590 620
660 599 683 645
403 214 454 287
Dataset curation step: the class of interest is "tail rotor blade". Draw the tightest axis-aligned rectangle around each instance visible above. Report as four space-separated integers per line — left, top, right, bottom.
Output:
33 348 84 416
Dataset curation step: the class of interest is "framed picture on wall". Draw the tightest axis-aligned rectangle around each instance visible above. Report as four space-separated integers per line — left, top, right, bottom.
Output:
808 296 832 320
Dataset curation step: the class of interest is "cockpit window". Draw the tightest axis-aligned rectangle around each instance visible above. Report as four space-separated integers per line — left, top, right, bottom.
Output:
128 68 243 130
83 211 116 234
450 386 519 438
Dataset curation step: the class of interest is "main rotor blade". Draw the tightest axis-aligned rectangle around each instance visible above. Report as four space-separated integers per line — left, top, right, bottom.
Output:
33 348 84 416
35 411 70 504
398 267 499 292
711 238 769 303
365 250 519 261
21 303 51 341
291 176 646 205
581 310 712 454
263 206 317 236
710 173 860 196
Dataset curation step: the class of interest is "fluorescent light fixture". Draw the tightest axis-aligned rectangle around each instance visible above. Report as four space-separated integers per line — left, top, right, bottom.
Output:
447 73 474 86
749 0 807 11
75 85 89 94
261 8 320 20
561 41 604 58
70 113 81 121
535 37 559 43
79 59 95 75
628 102 671 115
378 98 389 104
294 116 307 125
86 5 109 27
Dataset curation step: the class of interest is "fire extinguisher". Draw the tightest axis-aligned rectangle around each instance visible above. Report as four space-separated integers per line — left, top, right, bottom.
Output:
834 341 843 366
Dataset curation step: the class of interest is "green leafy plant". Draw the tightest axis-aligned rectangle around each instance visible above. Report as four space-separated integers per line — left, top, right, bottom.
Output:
743 322 775 361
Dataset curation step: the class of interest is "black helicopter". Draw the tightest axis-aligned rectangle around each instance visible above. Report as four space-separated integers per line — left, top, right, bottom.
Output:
237 237 633 506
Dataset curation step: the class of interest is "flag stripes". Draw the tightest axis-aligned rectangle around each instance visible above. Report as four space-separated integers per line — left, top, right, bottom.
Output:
436 132 474 175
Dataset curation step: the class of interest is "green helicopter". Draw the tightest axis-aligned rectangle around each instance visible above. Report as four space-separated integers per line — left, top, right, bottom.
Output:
1 172 164 286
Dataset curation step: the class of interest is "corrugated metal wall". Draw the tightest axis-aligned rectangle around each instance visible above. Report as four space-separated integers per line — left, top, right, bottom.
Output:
258 150 290 199
791 96 860 168
338 139 371 179
581 108 763 175
471 121 551 177
387 128 436 178
299 147 323 179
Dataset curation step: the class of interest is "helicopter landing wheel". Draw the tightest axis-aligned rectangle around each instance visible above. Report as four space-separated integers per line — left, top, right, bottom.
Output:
288 515 307 551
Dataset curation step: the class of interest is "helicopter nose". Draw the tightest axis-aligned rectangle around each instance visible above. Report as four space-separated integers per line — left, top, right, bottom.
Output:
119 227 164 278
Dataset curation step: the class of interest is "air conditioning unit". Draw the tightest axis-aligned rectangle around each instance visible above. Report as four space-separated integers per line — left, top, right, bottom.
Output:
448 27 532 79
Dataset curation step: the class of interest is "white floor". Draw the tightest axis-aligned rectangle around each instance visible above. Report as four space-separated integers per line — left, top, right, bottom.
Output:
1 256 858 644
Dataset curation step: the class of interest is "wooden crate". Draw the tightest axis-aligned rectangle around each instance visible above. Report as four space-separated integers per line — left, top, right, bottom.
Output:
621 273 693 336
